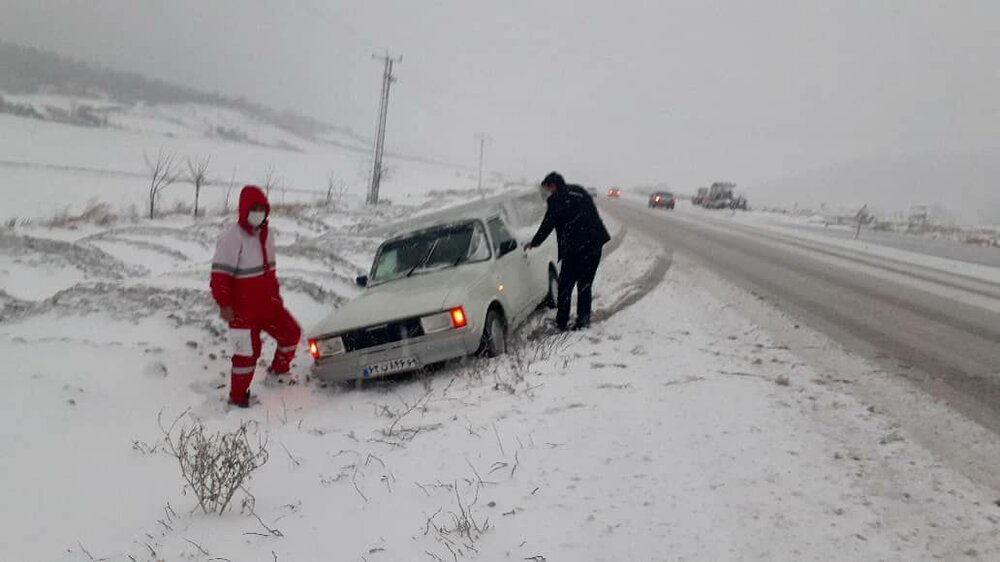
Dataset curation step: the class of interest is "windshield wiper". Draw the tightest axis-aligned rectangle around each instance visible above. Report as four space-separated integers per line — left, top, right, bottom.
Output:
407 239 440 277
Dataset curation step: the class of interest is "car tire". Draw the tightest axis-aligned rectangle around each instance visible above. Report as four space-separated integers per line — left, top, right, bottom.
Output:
338 379 362 391
479 308 507 357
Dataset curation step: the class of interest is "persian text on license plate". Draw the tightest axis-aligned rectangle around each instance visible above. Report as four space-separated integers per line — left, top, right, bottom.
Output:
365 357 420 377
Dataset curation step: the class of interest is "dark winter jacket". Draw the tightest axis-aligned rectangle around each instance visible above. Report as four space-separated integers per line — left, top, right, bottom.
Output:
530 184 611 260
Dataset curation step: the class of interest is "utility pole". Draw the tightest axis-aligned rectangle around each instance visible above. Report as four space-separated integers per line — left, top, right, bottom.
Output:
475 133 489 197
367 52 402 206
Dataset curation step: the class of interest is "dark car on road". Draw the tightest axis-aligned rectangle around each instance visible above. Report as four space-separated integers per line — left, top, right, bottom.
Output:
648 191 675 209
607 187 622 198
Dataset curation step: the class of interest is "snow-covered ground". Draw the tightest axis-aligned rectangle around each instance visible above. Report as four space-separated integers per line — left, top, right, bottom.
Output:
3 190 999 560
4 106 1000 560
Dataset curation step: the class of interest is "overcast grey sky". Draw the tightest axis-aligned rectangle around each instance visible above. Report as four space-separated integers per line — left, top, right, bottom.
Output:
2 0 998 194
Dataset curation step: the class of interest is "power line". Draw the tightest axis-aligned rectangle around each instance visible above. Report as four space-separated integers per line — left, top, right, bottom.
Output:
367 51 402 205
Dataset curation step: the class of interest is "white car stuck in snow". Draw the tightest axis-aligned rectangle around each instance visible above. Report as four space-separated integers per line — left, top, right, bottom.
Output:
306 209 559 383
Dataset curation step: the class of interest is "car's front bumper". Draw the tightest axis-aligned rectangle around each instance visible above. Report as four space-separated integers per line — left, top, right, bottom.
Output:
311 327 480 382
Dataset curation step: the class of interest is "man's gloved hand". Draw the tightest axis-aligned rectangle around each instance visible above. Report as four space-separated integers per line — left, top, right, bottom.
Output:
220 306 235 322
522 241 534 251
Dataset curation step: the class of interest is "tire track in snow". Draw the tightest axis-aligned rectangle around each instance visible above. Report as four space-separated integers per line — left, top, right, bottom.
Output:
523 229 671 340
86 236 191 263
0 231 147 280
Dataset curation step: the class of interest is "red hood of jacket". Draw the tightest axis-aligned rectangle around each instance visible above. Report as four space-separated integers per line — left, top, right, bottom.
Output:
238 185 270 233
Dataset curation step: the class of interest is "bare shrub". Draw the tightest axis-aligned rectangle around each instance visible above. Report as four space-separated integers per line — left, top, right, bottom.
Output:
372 388 441 446
326 174 348 206
471 331 569 395
159 411 269 515
184 155 211 218
262 164 281 197
425 479 492 558
145 148 180 219
223 167 238 214
268 202 312 218
45 199 117 229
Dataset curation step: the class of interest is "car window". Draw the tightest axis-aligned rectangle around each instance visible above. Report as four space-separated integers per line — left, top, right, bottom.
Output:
487 217 516 254
373 248 401 280
467 221 491 261
370 221 491 284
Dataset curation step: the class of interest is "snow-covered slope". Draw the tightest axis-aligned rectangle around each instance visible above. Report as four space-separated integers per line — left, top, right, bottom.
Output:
0 94 485 222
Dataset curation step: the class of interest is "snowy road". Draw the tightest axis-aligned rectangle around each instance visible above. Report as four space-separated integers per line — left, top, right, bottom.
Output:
603 199 1000 482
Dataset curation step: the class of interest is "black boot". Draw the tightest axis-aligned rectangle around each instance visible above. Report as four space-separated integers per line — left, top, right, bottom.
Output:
229 389 251 408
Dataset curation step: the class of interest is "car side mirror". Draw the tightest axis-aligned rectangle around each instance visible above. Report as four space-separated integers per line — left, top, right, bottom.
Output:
498 239 518 257
355 275 368 287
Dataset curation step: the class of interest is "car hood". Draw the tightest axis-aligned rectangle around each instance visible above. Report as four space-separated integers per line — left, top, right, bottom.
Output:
307 264 489 337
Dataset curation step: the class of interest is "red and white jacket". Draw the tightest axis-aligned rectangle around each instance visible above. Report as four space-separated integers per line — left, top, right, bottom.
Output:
210 185 282 323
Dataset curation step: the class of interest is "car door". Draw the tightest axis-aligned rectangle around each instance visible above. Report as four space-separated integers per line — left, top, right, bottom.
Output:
487 216 534 324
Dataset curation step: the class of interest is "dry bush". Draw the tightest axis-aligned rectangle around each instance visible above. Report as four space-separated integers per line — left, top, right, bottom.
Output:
424 476 493 559
371 388 442 447
168 199 194 215
46 200 118 229
145 148 181 219
159 411 269 515
325 174 348 207
468 331 569 395
269 202 312 218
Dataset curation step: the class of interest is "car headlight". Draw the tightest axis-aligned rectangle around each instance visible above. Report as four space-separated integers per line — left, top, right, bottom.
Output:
421 306 467 334
311 336 345 358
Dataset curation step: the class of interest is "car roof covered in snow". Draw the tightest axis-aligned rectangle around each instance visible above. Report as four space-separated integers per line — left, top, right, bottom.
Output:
366 188 540 240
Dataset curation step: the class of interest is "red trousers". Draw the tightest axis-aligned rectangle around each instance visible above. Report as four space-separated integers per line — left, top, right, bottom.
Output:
229 306 301 402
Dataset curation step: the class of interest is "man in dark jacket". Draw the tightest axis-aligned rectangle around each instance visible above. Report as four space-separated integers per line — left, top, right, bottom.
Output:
524 171 611 330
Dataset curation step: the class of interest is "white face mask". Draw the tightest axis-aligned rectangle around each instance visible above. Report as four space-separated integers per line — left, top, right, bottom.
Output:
247 211 267 227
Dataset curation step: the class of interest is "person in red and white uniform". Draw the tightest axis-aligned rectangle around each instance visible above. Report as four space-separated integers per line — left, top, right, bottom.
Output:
210 185 301 407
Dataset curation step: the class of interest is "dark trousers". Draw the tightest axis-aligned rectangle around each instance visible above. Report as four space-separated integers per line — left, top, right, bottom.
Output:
556 248 602 328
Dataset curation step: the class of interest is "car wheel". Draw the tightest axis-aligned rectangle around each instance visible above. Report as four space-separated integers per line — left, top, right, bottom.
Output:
479 308 507 357
338 379 362 391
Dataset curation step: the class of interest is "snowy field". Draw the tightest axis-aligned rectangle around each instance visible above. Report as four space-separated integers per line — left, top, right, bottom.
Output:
3 188 1000 560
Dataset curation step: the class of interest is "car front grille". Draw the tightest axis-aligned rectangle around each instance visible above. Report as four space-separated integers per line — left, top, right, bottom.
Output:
342 317 425 352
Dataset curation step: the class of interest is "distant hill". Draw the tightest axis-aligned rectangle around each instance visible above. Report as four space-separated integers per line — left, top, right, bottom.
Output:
0 41 353 141
751 151 1000 226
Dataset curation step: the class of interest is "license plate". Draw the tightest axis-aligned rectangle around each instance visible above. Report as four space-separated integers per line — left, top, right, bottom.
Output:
364 357 420 377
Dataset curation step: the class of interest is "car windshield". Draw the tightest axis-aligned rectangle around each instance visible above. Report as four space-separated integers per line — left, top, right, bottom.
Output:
369 222 490 284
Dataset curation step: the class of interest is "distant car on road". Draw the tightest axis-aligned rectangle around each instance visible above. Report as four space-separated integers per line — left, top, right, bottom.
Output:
607 187 622 198
306 211 559 385
648 191 676 209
